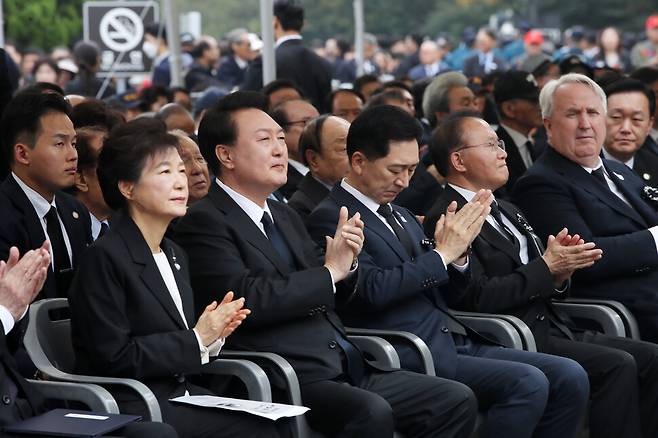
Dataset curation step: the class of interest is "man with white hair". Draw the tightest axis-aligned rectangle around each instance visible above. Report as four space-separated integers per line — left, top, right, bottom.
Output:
422 71 479 128
408 40 448 81
513 73 658 348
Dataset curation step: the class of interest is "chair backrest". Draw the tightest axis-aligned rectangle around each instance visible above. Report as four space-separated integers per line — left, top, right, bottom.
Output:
24 298 76 375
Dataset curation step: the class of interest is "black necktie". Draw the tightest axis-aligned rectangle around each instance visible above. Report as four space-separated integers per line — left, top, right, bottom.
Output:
377 204 415 257
591 167 609 188
261 212 296 270
98 222 109 239
490 202 520 251
525 140 537 161
44 206 71 274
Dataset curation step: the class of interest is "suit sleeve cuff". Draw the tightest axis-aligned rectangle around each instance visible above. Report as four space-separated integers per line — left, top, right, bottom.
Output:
433 249 448 270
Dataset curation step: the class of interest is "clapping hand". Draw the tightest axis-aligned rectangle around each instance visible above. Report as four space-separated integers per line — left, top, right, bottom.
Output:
324 206 364 282
542 228 603 286
194 291 251 346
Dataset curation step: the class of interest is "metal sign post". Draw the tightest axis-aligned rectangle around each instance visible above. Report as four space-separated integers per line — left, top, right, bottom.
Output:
260 0 276 86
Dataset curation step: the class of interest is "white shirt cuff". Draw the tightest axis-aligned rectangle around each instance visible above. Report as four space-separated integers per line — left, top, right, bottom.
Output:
451 255 470 273
649 226 658 255
193 329 225 364
0 305 14 335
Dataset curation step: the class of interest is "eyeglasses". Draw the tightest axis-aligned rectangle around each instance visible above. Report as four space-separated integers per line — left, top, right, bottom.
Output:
455 139 505 152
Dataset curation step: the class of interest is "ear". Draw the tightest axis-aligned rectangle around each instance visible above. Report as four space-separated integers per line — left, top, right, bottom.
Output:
647 117 656 138
305 149 320 173
450 151 467 173
14 143 31 166
118 180 135 201
543 117 552 142
215 144 234 170
500 101 515 119
349 151 367 176
74 171 89 193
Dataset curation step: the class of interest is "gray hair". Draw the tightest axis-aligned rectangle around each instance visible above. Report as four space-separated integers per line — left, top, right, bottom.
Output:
539 73 607 118
422 71 468 126
225 28 249 46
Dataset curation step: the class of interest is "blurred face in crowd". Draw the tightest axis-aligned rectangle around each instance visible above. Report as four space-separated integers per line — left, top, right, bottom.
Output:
34 63 58 84
604 91 653 162
14 112 77 200
217 109 288 202
268 86 302 109
349 138 419 205
545 82 606 168
648 25 658 45
75 130 112 219
360 80 382 101
307 116 350 185
388 88 416 116
419 41 441 66
647 80 658 127
177 135 210 204
232 33 252 61
535 64 561 89
451 117 508 191
500 97 542 134
448 86 479 114
475 30 496 53
122 147 188 221
600 27 621 52
281 100 319 161
21 53 40 77
332 91 363 123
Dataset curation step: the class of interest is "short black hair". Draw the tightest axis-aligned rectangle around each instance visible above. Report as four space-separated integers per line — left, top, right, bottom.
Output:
0 91 71 166
630 66 658 86
71 99 126 130
365 89 407 109
144 23 167 42
261 78 304 105
429 110 481 176
273 0 304 32
31 57 60 78
378 80 413 94
98 118 178 211
347 105 422 161
269 98 316 133
198 91 269 175
353 74 380 95
603 78 656 118
21 82 65 96
76 126 106 172
299 114 330 166
327 88 364 113
138 85 172 112
190 40 210 59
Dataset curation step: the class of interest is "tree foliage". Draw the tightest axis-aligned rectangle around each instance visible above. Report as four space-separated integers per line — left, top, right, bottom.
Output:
5 0 83 50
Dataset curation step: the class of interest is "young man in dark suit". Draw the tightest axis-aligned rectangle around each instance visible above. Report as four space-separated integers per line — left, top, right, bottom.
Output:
288 115 350 222
308 105 590 438
174 91 478 438
241 0 332 112
513 74 658 344
427 111 658 438
0 91 92 300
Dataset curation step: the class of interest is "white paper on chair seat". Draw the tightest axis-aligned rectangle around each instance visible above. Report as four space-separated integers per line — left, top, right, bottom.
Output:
170 395 309 420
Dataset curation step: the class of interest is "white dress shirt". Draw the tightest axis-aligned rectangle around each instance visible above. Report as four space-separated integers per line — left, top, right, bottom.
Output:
12 173 73 270
153 251 223 364
602 148 634 169
499 124 534 169
90 213 109 241
275 34 302 49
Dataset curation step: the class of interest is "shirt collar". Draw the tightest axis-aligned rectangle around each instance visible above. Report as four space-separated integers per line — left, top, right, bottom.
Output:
650 128 658 143
340 178 381 215
275 34 302 49
288 159 309 176
499 123 532 147
448 183 499 205
234 55 248 69
580 156 604 174
602 148 634 169
12 172 55 219
216 178 273 226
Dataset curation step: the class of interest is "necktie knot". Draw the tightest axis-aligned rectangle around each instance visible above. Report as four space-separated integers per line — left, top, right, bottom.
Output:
376 204 394 219
261 211 273 227
591 167 608 186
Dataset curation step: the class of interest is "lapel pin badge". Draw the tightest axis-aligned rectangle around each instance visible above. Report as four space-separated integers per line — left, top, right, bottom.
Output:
516 213 535 234
613 172 625 181
72 211 79 219
642 185 658 203
644 173 651 181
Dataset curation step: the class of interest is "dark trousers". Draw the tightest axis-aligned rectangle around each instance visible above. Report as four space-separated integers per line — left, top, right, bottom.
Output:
454 339 589 438
300 369 477 438
544 332 658 438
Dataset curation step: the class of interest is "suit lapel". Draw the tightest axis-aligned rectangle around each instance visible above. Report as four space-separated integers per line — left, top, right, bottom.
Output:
330 186 410 261
55 196 89 267
547 149 648 228
299 174 330 205
162 241 195 325
115 214 188 329
606 166 658 227
208 183 291 275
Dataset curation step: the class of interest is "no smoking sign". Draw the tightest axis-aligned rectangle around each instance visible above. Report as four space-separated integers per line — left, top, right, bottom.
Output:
84 1 159 78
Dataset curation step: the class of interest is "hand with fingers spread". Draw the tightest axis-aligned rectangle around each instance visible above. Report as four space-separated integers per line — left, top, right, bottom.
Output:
0 241 51 321
434 190 493 264
541 228 603 287
324 206 364 282
194 291 251 346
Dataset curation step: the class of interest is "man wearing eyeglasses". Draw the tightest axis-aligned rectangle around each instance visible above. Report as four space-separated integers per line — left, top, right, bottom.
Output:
308 105 591 438
427 108 658 438
270 99 320 199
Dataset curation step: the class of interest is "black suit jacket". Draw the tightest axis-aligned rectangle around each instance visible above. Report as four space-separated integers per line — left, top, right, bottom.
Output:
642 135 658 156
279 165 304 200
308 185 492 378
496 125 531 196
633 147 658 185
69 213 206 407
242 39 332 112
0 320 44 426
287 173 330 223
513 147 658 338
173 183 362 385
462 53 507 78
0 176 92 299
426 185 575 350
217 56 247 87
